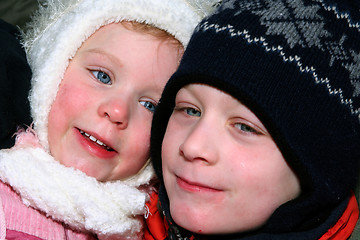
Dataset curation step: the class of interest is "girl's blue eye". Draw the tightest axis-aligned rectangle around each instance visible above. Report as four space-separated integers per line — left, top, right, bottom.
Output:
92 70 111 85
140 101 156 113
185 108 201 117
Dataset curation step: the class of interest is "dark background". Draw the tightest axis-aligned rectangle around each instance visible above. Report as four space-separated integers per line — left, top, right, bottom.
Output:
0 0 39 29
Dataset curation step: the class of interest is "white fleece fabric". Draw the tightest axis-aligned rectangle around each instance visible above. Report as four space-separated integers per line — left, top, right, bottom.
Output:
0 144 153 239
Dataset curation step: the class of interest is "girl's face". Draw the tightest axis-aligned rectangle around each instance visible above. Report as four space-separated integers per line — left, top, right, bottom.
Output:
162 84 301 234
48 23 181 181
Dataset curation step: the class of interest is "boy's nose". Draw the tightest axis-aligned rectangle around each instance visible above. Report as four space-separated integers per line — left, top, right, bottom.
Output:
98 98 129 129
179 120 217 165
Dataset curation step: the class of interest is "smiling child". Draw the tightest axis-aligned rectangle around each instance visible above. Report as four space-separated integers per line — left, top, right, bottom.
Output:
0 0 220 239
148 0 360 239
46 22 180 182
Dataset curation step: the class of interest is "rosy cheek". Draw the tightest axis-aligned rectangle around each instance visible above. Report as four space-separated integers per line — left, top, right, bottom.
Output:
58 82 84 107
48 86 68 127
54 82 95 123
131 130 150 157
48 81 89 138
56 83 71 105
123 127 151 172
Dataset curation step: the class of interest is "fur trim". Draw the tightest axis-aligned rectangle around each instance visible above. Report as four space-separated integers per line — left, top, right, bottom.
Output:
22 0 220 151
13 126 41 148
0 143 153 239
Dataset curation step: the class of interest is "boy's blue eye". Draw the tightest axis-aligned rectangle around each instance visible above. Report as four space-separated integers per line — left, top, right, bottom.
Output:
185 108 201 117
235 123 258 134
140 101 156 113
92 70 111 85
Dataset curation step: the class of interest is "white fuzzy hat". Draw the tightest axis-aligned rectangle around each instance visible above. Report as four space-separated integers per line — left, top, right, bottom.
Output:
23 0 221 151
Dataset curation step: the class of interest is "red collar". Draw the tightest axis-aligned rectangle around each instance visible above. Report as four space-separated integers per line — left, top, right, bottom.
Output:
319 192 359 240
144 191 168 240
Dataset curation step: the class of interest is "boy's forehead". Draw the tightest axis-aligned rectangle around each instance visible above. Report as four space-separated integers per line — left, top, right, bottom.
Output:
179 83 241 104
178 84 259 114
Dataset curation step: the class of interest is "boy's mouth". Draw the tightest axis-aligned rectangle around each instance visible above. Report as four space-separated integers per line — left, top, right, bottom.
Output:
176 175 223 193
79 129 115 151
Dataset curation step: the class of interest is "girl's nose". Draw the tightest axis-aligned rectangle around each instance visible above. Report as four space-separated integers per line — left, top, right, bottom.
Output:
98 97 129 129
179 119 218 165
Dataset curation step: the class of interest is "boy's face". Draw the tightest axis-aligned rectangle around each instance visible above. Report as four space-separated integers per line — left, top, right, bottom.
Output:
48 23 181 181
162 84 301 235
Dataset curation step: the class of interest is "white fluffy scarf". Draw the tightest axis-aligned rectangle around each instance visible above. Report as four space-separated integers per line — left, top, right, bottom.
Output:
0 130 154 240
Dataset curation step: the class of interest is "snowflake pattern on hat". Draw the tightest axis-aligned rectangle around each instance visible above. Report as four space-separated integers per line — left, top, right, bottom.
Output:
199 0 360 121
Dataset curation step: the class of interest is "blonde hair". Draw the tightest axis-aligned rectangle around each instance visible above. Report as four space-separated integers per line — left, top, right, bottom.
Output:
121 21 184 54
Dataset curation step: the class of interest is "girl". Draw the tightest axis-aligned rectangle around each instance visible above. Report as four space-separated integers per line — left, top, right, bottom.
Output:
0 0 220 239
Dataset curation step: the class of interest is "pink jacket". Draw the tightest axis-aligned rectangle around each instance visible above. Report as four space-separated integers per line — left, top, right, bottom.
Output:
0 181 96 240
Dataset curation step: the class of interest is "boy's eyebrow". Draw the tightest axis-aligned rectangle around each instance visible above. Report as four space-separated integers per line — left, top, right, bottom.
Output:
84 48 124 67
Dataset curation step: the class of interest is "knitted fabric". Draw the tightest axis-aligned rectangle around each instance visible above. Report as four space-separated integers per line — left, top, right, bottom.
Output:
151 0 360 237
0 181 96 240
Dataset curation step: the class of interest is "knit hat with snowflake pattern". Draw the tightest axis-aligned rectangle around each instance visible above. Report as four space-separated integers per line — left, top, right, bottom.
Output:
151 0 360 238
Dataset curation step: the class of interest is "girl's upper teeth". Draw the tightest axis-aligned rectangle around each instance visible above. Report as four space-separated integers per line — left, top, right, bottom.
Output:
80 130 108 147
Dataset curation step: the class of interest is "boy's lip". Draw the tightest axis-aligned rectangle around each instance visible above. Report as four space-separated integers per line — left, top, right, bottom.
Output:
176 175 223 193
75 128 118 159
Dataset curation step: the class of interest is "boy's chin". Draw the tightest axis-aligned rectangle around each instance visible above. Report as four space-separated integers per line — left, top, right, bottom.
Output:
170 205 220 235
170 203 266 236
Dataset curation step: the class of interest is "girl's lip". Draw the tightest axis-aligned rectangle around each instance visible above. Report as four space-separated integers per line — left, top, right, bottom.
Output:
176 175 223 193
74 128 118 159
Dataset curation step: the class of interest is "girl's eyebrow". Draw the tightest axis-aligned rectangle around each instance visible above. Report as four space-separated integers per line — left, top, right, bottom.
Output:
84 48 124 67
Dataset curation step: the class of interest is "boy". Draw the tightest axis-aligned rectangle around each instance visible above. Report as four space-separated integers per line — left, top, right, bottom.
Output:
0 0 220 239
148 0 360 239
